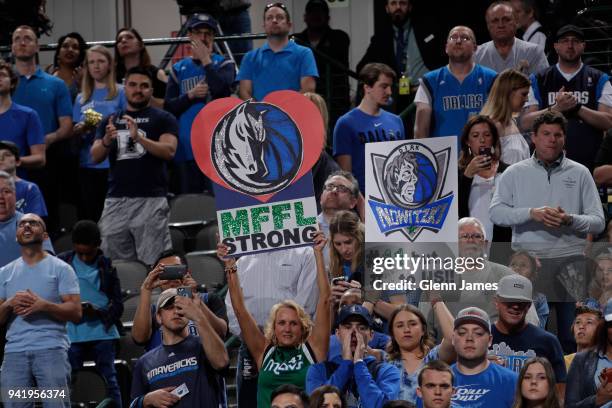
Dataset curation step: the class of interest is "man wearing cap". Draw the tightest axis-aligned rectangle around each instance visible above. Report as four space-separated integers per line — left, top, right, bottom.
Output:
238 3 318 101
0 60 45 172
523 24 612 172
0 171 54 267
164 13 235 194
0 140 47 217
306 304 401 408
489 274 566 392
130 288 229 408
451 306 518 408
565 298 612 408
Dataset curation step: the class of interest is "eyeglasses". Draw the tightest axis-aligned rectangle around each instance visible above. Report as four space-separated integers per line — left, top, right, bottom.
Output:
264 2 289 20
448 34 473 43
459 233 485 241
324 184 352 194
265 2 288 12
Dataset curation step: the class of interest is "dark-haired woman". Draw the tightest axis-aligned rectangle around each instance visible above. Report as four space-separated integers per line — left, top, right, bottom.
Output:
47 32 87 101
114 28 167 108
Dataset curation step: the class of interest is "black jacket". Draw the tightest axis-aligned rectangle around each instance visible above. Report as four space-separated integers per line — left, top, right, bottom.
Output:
565 350 600 408
458 161 512 244
58 250 124 332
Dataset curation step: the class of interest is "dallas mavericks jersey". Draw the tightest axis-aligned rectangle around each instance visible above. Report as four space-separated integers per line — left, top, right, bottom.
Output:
171 54 226 162
531 65 610 170
421 65 497 138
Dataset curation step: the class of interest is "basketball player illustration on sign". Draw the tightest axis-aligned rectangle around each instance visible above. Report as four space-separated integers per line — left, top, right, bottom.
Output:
369 142 454 241
211 100 302 195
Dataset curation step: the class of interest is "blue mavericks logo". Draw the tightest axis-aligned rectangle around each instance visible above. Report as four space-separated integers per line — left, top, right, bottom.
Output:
212 100 303 195
369 142 453 241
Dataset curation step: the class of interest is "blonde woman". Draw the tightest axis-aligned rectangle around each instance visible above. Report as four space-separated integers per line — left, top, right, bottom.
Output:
481 69 531 165
72 45 126 221
218 232 331 407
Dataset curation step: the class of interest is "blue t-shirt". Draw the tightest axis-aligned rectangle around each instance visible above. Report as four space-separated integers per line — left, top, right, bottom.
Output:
491 323 567 382
131 335 224 408
15 179 47 217
333 107 405 192
237 40 318 101
0 254 79 353
95 107 179 198
73 87 127 169
0 102 44 157
0 212 54 267
13 67 72 134
451 362 517 408
67 255 119 343
420 65 497 139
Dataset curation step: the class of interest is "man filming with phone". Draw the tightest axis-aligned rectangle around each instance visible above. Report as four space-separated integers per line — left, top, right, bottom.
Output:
131 251 228 351
130 287 229 408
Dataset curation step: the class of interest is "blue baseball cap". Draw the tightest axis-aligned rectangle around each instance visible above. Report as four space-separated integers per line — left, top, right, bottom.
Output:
187 13 218 33
336 304 373 328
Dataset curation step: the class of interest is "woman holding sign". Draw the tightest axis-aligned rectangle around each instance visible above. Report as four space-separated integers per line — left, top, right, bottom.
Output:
218 231 331 407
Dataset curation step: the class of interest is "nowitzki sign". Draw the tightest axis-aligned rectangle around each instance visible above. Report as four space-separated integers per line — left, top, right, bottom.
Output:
191 90 325 256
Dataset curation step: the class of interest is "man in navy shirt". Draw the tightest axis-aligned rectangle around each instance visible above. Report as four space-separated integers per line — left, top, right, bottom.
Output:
130 288 229 408
451 306 517 408
91 67 178 266
489 274 566 395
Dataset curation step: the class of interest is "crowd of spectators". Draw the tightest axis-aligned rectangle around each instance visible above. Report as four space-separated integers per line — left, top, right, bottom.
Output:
0 0 611 407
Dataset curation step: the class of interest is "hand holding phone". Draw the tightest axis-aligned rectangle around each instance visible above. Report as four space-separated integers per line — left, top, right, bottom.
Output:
176 286 193 299
479 146 492 169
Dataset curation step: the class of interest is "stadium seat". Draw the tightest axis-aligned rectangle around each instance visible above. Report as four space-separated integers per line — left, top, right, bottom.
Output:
51 231 73 254
169 226 186 256
121 295 142 324
194 223 219 251
185 251 226 292
113 260 149 296
168 193 217 229
117 326 146 367
71 367 108 406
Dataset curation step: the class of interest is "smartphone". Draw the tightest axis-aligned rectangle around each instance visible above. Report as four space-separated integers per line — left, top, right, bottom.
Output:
159 264 187 280
331 276 347 285
479 146 492 169
176 286 193 299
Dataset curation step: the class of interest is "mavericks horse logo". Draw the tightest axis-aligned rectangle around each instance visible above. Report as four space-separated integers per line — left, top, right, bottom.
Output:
369 142 453 241
212 100 303 195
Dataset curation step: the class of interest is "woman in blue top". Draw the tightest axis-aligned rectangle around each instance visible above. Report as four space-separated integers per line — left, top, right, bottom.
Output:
386 303 455 404
329 210 364 284
73 45 126 222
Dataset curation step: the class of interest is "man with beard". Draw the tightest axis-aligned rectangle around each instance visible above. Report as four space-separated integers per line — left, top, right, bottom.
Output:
130 288 229 408
357 0 446 114
451 307 517 408
0 171 53 267
474 1 548 75
415 26 497 140
238 2 318 101
524 25 612 172
164 13 235 194
333 63 405 194
11 25 72 236
0 212 81 407
489 275 567 394
91 67 178 266
306 305 401 408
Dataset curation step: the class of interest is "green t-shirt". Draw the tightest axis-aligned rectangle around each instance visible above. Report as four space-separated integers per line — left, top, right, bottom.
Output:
257 342 316 407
